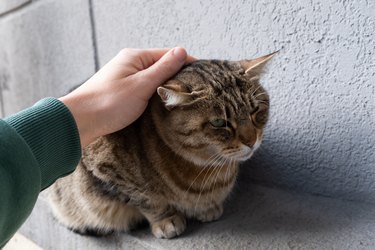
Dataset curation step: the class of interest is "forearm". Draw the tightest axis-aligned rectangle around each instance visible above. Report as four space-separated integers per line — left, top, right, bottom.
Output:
59 92 100 148
4 98 82 188
0 98 81 247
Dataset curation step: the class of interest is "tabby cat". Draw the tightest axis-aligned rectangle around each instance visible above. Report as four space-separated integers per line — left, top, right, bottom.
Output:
48 52 275 239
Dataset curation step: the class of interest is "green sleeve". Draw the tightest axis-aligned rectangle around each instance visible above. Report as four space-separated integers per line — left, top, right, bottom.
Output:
0 98 81 248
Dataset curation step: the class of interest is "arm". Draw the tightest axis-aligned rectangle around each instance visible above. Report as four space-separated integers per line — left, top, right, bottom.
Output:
60 47 191 147
0 98 80 247
0 47 193 247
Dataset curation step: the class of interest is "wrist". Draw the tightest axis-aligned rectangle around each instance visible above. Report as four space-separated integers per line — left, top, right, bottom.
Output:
59 93 99 147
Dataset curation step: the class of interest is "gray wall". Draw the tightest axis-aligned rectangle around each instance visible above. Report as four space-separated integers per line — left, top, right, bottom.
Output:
0 0 95 116
0 0 374 203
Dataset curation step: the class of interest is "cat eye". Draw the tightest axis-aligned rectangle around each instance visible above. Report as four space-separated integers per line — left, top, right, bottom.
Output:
209 118 227 128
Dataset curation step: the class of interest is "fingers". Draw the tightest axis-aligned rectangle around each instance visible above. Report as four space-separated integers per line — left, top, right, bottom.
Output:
115 48 196 71
142 47 196 65
134 47 189 98
121 48 171 69
145 48 196 65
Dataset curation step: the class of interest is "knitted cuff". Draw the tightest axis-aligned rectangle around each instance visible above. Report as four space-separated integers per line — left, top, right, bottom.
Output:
4 98 81 189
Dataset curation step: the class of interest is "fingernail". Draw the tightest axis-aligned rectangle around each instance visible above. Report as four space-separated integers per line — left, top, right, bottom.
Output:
172 47 187 62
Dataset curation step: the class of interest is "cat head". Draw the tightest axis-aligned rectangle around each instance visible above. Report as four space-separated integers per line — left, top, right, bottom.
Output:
153 52 276 166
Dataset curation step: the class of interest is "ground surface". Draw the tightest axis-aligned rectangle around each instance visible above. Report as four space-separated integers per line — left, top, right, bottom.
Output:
12 179 375 250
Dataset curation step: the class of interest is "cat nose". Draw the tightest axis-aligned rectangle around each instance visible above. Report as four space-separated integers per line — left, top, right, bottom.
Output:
238 126 257 148
241 140 256 148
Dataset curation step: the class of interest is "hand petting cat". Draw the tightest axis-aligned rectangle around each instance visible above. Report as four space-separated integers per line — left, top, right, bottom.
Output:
59 47 195 147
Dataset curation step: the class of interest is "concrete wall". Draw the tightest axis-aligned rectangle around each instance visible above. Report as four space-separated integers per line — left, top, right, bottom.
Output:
0 0 95 116
0 0 374 203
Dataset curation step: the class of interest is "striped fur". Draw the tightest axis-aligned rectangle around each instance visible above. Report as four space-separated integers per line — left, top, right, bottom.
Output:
48 55 273 239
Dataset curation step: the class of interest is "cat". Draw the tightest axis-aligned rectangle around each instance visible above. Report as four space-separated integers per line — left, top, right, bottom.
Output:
48 52 275 239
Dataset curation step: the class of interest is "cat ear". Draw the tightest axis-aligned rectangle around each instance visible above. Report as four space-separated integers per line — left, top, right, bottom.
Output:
157 80 195 110
240 51 278 75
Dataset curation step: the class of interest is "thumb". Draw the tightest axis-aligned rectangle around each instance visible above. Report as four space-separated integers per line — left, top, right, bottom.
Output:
135 47 188 98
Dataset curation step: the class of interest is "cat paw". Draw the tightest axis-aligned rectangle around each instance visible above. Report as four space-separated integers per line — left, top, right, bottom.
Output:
151 213 187 239
195 204 223 222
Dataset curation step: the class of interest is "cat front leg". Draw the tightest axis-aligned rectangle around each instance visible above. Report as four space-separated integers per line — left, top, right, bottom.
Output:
195 203 223 223
139 203 186 239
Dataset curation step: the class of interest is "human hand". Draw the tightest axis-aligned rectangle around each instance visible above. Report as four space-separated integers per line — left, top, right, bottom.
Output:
59 47 195 147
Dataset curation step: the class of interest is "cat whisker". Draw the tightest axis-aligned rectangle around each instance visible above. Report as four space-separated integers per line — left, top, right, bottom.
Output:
210 157 229 202
224 157 233 184
250 86 262 99
224 158 231 180
199 156 223 190
202 157 227 204
221 161 231 203
183 153 222 197
193 171 212 215
193 156 224 215
208 161 224 203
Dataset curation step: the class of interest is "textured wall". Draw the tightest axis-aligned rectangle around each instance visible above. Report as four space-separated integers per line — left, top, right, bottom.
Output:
92 0 375 202
0 0 95 116
0 0 374 203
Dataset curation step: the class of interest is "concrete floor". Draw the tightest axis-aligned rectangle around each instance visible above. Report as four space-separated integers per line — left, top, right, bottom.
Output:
15 179 375 250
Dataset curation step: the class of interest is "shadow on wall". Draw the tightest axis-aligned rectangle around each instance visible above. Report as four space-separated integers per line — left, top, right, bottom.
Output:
241 124 375 203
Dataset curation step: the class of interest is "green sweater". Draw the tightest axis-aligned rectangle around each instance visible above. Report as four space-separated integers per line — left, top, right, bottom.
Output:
0 98 81 248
